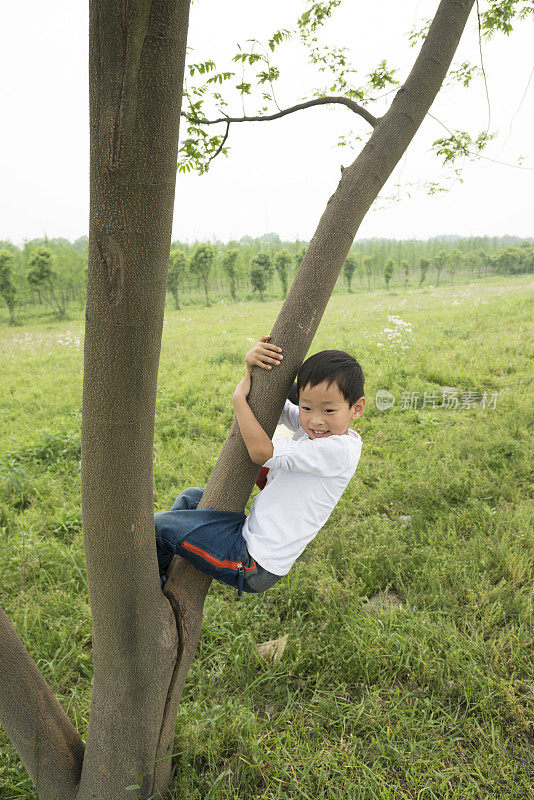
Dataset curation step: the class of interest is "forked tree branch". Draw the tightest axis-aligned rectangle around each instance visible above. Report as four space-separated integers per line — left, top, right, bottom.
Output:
0 4 478 800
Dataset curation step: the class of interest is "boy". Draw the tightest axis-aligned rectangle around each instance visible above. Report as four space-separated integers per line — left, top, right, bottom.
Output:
154 335 365 598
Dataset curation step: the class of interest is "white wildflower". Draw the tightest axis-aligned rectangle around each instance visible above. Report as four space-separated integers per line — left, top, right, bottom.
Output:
376 315 413 356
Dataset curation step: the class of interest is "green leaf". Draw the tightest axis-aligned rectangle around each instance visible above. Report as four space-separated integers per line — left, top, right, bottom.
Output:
188 60 216 76
408 18 432 47
431 129 495 165
447 61 479 87
268 29 291 51
367 60 398 90
480 0 534 37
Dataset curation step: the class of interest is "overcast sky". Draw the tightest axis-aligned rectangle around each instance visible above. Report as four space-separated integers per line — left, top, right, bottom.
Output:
1 1 532 246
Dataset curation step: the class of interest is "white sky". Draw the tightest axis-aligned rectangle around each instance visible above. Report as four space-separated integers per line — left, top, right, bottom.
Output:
0 1 532 246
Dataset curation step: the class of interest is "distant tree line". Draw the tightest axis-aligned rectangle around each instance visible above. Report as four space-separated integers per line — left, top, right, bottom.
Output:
0 236 88 323
0 233 532 323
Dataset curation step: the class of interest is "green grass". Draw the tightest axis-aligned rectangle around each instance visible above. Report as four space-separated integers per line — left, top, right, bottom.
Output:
0 275 533 799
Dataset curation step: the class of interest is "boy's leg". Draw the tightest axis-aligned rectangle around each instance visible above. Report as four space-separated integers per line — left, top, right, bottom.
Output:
156 488 205 579
155 505 247 576
170 486 204 512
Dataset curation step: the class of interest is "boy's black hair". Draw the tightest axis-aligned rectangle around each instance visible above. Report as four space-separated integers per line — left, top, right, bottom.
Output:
295 350 365 406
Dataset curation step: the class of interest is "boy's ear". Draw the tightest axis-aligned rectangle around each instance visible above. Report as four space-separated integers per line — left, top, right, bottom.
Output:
351 397 365 420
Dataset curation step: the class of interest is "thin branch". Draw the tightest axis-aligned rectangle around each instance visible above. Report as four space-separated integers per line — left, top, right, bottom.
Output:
494 63 534 160
428 112 534 170
207 121 231 165
476 0 491 132
183 95 378 128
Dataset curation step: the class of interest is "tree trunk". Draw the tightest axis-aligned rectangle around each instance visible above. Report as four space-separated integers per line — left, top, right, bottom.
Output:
77 2 191 798
0 1 190 799
203 276 210 306
47 279 65 319
0 608 85 800
197 0 475 517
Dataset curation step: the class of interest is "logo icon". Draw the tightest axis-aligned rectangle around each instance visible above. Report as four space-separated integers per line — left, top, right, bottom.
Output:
375 389 395 411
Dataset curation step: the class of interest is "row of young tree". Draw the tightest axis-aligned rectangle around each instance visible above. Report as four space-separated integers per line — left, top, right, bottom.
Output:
0 237 88 323
342 242 534 292
168 243 300 307
0 234 532 322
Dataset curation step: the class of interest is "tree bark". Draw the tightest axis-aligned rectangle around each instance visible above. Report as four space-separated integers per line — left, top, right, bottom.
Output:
202 275 210 306
77 1 191 799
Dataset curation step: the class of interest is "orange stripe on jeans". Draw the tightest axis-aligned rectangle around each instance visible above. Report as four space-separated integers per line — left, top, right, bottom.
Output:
181 540 257 571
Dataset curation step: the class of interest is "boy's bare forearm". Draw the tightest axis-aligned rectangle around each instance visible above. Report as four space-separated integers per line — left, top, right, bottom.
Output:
232 395 274 465
231 334 282 465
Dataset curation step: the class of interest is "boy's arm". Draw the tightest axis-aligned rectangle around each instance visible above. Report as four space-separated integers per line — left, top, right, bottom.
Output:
232 373 274 466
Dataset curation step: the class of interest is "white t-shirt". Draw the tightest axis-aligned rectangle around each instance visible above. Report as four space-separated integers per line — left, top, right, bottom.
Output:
242 400 362 576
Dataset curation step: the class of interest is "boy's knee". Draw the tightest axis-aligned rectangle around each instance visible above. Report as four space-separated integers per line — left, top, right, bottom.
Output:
245 571 282 594
182 487 204 511
169 486 205 512
246 580 267 594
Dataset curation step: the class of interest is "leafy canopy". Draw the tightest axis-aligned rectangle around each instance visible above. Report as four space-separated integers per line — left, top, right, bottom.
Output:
179 0 533 194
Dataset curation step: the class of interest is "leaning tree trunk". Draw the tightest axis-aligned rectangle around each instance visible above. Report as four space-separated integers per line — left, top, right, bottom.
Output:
202 0 475 510
160 0 476 716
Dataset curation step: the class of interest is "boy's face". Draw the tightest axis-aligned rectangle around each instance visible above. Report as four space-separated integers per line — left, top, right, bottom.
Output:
298 380 365 439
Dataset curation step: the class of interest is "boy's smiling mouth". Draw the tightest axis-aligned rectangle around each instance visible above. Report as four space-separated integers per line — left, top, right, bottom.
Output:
310 428 330 437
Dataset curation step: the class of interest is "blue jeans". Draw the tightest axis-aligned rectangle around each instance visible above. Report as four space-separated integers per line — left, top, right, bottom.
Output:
154 487 282 598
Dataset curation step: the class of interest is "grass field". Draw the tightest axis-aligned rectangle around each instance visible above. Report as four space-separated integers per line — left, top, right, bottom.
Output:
0 274 533 799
